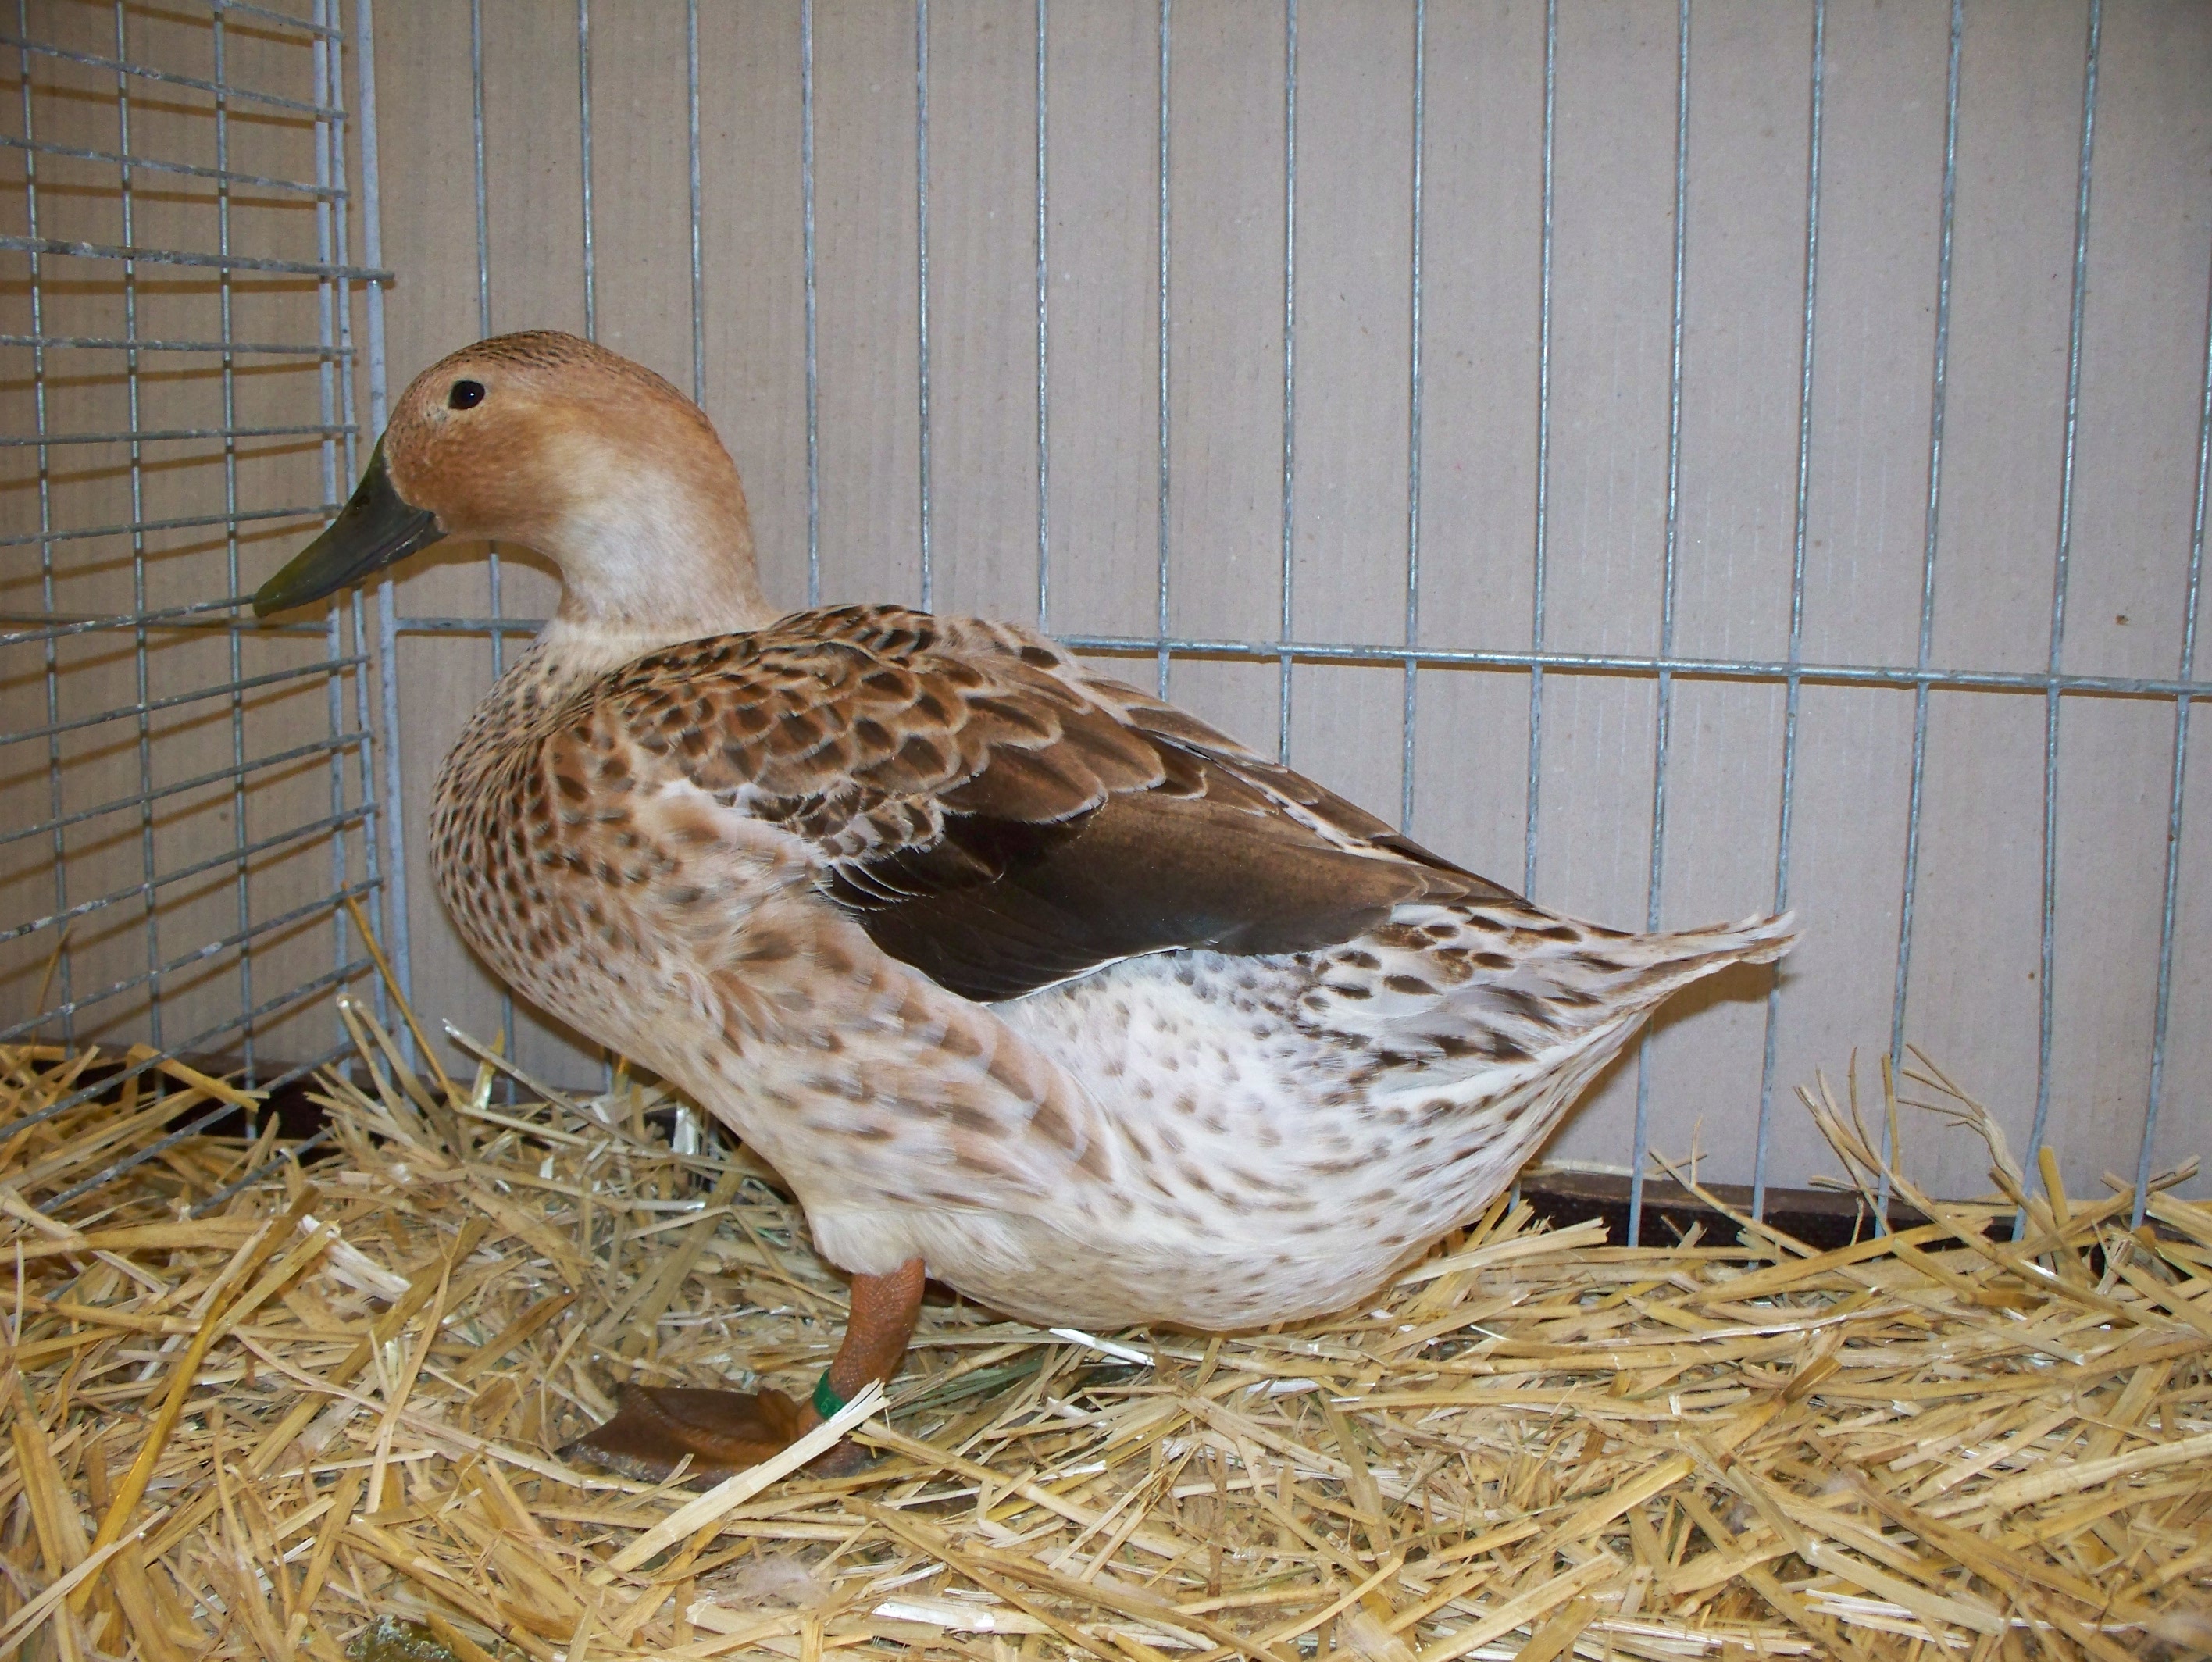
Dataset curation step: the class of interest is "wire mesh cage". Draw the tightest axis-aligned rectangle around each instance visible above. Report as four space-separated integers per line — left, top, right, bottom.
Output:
2 0 390 1208
7 0 2211 1238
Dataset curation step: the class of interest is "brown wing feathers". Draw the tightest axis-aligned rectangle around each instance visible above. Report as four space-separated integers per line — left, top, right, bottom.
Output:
595 606 1511 1002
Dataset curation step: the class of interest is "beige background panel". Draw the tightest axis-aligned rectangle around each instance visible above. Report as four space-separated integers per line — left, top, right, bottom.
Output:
698 4 812 611
1673 0 1812 668
925 1 1043 623
1041 2 1162 646
1797 0 1946 672
812 1 926 612
1415 0 1545 661
360 0 2209 1200
2067 5 2212 686
2151 715 2212 1186
1934 2 2085 679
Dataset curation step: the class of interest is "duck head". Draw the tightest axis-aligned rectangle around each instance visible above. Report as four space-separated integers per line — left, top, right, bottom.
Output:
255 330 772 633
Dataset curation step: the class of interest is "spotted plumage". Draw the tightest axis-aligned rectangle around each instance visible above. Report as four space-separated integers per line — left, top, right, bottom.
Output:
269 330 1796 1336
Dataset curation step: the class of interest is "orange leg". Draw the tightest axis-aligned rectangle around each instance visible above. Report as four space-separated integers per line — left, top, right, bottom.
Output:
801 1254 926 1430
563 1257 925 1486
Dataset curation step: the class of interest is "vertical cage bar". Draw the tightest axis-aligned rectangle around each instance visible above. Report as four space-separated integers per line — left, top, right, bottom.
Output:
471 0 516 1093
335 3 386 1039
334 1 376 1038
577 0 594 340
2023 0 2102 1214
113 0 162 1051
1754 0 1825 1222
1524 0 1558 898
470 0 502 679
2135 252 2212 1225
350 583 384 1037
212 6 258 1075
687 0 704 405
801 0 820 605
1154 0 1173 699
1035 0 1050 632
1399 0 1425 835
314 0 349 1057
359 0 416 1047
682 0 707 1161
18 6 71 1043
471 0 491 337
1627 0 1693 1247
1886 0 1964 1229
915 0 933 610
1275 0 1297 758
577 0 609 1090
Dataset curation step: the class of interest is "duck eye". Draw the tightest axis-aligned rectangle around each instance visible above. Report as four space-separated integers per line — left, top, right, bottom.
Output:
448 380 486 410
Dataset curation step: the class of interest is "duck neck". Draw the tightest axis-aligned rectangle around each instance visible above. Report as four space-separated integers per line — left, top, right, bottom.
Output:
542 448 778 662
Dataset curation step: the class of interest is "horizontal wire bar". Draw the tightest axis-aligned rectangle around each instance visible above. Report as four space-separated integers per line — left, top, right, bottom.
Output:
0 133 344 202
211 0 344 42
0 235 391 283
0 876 378 1044
0 501 334 551
187 1123 334 1218
381 613 683 636
1062 633 2212 701
41 1100 234 1214
0 653 366 748
0 596 307 647
0 422 355 451
391 613 2212 702
0 33 344 119
0 802 370 950
1 958 373 1154
0 332 351 357
0 596 244 647
0 615 327 642
0 730 366 849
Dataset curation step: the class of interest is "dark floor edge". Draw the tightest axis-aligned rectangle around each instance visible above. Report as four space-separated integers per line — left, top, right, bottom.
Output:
1518 1168 1940 1251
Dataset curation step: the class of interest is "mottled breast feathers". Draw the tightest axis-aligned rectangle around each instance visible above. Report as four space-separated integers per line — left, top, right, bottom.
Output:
548 605 1515 1002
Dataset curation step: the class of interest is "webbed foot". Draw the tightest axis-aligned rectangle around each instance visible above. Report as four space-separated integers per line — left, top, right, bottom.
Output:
562 1256 926 1487
562 1382 806 1485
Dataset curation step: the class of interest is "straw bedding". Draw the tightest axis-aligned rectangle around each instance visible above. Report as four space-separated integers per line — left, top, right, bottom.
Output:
0 985 2205 1660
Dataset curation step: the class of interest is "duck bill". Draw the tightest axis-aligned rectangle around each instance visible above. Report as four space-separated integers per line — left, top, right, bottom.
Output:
253 441 445 616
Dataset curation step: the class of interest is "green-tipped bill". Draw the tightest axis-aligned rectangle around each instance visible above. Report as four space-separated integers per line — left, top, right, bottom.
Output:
253 441 445 616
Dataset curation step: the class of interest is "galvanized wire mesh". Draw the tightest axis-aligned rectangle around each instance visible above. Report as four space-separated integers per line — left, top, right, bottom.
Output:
0 0 391 1204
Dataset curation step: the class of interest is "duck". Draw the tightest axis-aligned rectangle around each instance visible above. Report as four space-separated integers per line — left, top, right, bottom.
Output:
255 330 1796 1482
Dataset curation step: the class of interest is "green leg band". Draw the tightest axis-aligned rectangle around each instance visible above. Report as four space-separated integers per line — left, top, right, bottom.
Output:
812 1368 847 1420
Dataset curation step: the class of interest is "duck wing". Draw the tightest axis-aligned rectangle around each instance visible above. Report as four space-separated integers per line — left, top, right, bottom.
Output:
590 605 1515 1003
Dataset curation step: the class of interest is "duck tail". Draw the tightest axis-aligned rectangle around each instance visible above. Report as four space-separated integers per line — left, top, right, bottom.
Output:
1622 909 1800 1002
1668 908 1799 965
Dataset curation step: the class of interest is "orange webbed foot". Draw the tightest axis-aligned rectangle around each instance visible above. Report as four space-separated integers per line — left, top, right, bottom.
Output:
562 1382 807 1487
562 1257 926 1488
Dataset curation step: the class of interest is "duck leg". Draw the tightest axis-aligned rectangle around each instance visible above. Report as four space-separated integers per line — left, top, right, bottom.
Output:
563 1257 926 1485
